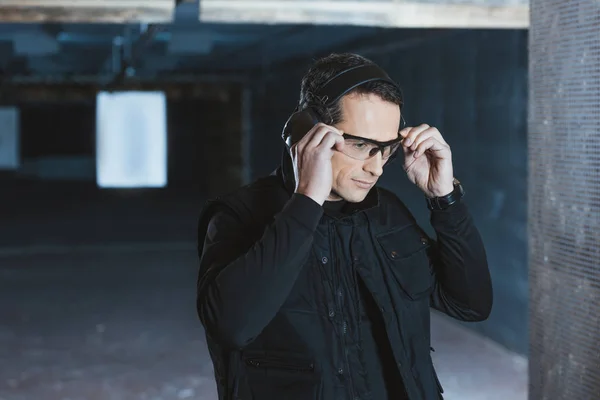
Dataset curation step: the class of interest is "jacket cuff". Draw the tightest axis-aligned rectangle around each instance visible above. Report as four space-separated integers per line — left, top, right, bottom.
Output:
280 193 324 231
429 198 470 229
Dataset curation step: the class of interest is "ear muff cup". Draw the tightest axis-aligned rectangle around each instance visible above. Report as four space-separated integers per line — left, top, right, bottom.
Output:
281 107 322 150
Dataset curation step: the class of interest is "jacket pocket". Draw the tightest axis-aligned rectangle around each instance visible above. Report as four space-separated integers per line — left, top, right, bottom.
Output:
376 223 433 300
242 352 322 400
245 357 315 373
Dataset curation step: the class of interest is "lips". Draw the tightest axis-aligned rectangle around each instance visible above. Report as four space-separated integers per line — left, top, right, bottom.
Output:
353 179 376 189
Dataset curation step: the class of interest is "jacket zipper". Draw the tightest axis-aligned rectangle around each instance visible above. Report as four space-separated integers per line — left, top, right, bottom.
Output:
245 358 314 373
329 222 356 399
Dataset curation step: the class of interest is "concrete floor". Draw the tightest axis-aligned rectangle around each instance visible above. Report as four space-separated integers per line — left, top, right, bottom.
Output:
430 313 528 400
0 182 528 400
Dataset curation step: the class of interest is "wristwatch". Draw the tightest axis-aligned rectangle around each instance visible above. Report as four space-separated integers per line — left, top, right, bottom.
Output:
426 178 464 210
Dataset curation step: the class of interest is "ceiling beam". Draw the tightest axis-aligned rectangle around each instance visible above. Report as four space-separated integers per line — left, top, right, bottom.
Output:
0 81 242 103
199 0 529 29
0 0 175 23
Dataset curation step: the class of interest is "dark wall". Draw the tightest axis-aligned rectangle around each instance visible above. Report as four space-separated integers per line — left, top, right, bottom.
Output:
249 29 529 355
17 101 96 180
20 101 96 158
167 87 243 195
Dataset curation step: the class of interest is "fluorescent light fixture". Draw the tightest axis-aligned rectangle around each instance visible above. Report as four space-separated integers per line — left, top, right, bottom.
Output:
0 107 20 170
96 91 167 188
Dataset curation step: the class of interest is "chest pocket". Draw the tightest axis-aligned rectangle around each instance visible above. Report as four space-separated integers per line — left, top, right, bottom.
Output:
376 223 433 300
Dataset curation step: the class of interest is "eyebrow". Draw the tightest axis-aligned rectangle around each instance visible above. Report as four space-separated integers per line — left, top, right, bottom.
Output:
342 133 401 146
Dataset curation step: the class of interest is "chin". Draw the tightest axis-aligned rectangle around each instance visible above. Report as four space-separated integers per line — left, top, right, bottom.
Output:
338 189 369 204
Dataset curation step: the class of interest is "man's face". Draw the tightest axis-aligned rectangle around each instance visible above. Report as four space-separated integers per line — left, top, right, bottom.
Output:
329 93 401 203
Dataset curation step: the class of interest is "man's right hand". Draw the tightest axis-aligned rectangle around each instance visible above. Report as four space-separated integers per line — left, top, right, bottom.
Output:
291 122 345 206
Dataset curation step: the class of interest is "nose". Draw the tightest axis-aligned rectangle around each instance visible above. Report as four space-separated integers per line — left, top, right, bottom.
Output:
363 152 384 177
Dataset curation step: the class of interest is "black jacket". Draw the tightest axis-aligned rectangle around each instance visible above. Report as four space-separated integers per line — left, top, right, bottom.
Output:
196 151 493 400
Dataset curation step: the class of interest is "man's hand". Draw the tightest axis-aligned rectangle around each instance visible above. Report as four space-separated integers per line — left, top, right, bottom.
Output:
292 122 345 205
400 124 454 198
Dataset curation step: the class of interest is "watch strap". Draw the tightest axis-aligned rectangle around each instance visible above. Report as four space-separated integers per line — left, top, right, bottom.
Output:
426 178 464 210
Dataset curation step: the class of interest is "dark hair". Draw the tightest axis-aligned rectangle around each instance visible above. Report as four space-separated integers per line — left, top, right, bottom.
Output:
298 53 403 125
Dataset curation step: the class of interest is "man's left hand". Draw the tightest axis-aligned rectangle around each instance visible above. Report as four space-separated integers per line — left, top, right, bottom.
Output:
400 124 454 198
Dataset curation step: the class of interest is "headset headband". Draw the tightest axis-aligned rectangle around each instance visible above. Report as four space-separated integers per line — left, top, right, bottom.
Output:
314 64 402 107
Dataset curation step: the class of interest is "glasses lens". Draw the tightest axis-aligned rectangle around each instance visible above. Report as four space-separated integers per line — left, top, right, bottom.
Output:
343 139 378 160
342 138 401 161
382 142 401 159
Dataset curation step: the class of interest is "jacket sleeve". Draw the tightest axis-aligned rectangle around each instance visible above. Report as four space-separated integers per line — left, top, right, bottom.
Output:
426 198 494 322
197 193 323 349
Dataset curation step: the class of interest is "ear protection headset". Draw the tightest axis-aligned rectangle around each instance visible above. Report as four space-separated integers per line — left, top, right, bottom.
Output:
281 64 403 151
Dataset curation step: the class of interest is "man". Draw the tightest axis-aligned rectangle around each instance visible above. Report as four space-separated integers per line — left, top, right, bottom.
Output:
196 53 493 400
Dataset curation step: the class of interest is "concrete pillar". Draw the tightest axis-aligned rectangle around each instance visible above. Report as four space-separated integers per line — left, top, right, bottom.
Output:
528 1 600 399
